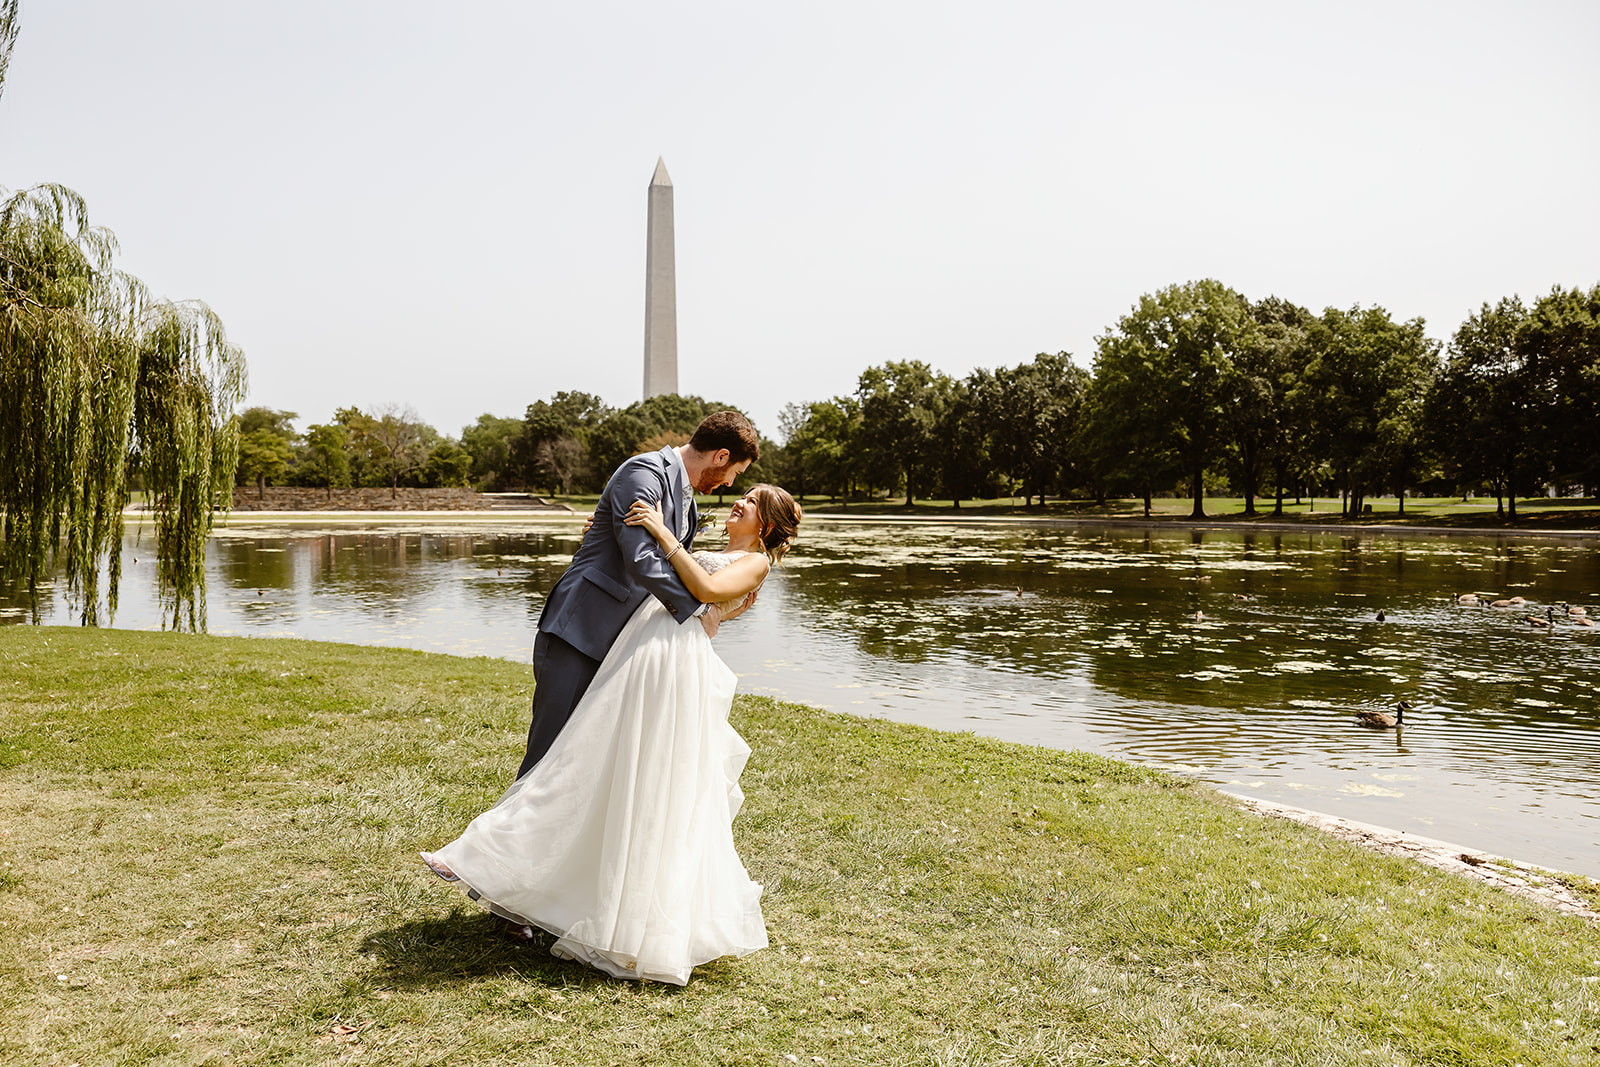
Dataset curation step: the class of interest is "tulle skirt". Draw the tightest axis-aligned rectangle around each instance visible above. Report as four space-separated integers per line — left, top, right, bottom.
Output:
430 599 767 985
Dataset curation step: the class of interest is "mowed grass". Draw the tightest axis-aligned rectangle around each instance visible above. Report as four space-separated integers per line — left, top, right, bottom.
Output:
1 627 1597 1066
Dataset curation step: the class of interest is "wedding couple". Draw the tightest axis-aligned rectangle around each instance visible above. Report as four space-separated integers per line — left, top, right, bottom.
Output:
421 411 802 985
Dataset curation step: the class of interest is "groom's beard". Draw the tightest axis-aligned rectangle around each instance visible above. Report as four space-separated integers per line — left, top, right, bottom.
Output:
694 465 734 494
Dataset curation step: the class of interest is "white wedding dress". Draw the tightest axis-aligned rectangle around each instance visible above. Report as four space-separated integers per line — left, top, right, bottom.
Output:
427 551 767 985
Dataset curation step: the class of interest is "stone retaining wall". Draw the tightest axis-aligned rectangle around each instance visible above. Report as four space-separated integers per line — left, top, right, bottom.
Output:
231 487 486 511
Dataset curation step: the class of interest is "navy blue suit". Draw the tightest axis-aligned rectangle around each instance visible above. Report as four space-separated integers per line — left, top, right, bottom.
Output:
518 446 701 776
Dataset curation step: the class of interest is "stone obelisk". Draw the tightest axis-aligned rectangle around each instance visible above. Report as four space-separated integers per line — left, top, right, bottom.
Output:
642 157 677 399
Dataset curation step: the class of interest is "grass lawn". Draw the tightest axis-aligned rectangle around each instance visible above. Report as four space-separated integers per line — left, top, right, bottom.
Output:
2 627 1597 1065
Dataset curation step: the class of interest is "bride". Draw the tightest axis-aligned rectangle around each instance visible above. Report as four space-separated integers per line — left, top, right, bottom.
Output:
421 483 802 985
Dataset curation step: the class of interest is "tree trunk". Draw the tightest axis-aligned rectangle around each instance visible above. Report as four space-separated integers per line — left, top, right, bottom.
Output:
257 472 266 501
1189 466 1205 519
1242 442 1258 516
1143 485 1152 517
1507 472 1518 522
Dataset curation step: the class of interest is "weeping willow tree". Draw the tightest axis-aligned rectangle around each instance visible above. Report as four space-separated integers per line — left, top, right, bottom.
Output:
0 183 245 630
0 0 16 106
1 0 245 629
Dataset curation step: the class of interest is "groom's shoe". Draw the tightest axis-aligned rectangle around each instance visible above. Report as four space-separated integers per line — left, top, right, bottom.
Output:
490 916 538 944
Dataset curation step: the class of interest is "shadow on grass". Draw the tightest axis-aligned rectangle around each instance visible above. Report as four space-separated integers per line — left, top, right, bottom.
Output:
360 909 582 989
360 909 740 995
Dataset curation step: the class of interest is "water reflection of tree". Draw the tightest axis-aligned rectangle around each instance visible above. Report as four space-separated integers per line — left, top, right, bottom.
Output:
0 567 56 623
215 539 298 590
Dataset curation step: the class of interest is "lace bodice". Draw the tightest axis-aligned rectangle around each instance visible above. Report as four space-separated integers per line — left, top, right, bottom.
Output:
693 550 756 617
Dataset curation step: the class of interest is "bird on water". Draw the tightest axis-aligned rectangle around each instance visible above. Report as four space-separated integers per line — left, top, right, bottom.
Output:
1356 701 1410 729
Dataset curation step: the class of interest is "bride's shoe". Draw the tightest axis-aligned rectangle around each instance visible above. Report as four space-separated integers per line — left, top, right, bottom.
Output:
419 852 459 882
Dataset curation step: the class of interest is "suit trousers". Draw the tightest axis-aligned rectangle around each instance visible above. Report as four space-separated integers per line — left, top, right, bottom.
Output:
517 630 602 779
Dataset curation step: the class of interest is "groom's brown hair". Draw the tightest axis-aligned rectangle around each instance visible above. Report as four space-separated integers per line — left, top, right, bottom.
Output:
689 411 760 465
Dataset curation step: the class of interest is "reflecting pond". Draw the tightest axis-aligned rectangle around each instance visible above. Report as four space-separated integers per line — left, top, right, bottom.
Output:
5 516 1598 878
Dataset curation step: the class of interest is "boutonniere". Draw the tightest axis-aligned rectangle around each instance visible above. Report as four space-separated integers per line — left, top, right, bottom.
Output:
695 511 716 536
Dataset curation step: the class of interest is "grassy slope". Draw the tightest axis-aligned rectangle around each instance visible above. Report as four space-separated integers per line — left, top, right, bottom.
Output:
1 627 1596 1066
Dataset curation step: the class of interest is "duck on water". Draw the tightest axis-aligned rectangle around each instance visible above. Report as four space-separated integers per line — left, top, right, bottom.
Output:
1356 701 1410 730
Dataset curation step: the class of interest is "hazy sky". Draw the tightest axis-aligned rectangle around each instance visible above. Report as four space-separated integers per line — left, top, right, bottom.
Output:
3 1 1596 442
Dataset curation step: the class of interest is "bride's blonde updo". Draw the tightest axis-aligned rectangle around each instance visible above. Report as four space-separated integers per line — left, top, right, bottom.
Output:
748 484 802 562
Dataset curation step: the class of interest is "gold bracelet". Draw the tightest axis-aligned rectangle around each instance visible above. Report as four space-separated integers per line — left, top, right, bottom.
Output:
664 543 682 562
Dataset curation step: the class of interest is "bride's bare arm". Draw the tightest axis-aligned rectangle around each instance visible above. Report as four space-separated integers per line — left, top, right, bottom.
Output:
624 500 770 602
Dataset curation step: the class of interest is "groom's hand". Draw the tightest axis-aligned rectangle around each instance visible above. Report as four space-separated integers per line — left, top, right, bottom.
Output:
699 603 724 639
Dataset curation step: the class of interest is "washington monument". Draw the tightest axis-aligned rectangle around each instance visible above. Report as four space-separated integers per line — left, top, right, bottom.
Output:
642 157 677 398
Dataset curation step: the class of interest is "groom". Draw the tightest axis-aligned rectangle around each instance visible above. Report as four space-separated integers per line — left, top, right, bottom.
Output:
517 410 760 777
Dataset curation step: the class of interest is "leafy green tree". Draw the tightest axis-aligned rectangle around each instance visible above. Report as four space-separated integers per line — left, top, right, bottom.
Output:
1076 371 1183 517
1426 299 1530 514
519 391 607 491
779 397 862 503
586 411 651 484
459 413 523 491
628 393 722 437
856 360 950 505
1230 297 1315 516
1426 287 1600 516
294 422 351 490
535 436 587 497
0 180 245 628
933 378 992 507
976 352 1088 507
235 407 297 497
337 404 434 495
1298 306 1440 516
1520 285 1600 496
1088 280 1252 517
0 0 16 104
2 7 249 629
420 440 472 488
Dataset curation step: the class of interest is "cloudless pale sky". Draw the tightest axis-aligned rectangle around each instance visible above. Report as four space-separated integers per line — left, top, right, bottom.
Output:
3 0 1596 442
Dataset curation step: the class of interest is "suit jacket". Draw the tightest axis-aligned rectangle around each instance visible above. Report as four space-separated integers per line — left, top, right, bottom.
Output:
536 446 702 662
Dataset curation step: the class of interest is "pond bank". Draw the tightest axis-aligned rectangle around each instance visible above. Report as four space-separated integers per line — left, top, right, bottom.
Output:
1225 793 1599 922
2 627 1596 1065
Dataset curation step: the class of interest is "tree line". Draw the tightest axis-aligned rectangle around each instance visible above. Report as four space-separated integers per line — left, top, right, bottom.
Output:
248 279 1599 522
236 393 763 499
772 279 1600 519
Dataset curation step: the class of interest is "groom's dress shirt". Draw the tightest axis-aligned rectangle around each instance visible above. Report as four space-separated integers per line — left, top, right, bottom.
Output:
662 447 707 617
